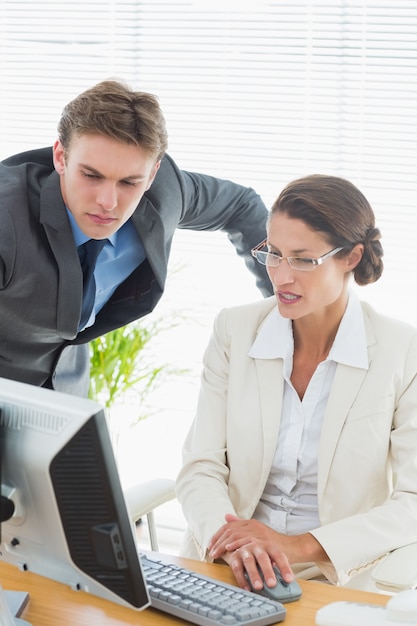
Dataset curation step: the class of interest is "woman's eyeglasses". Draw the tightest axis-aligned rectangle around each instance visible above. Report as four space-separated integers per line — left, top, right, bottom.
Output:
251 239 343 271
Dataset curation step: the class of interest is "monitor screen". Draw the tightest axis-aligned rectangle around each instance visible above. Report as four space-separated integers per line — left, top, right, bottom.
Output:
0 376 149 611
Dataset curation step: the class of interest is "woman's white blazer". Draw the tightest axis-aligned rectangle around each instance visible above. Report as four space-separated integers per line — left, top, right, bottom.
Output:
176 297 417 586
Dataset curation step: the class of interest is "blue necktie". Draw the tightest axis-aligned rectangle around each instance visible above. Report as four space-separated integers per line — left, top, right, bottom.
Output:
78 239 107 330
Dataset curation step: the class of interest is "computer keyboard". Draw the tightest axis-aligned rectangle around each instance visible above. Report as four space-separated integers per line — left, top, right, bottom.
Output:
140 553 287 626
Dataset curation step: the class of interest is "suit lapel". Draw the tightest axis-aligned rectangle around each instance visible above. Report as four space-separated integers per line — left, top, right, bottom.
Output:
317 311 377 501
253 357 285 488
39 176 167 337
131 198 167 288
39 172 82 337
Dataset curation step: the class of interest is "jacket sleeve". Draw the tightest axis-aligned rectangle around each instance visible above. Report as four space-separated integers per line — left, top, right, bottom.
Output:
176 299 277 559
177 167 273 297
310 330 417 586
176 308 238 558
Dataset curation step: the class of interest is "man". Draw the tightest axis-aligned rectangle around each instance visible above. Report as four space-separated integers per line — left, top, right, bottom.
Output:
0 79 271 396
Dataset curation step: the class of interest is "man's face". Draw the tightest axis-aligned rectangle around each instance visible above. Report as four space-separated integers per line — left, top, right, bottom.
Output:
53 133 160 239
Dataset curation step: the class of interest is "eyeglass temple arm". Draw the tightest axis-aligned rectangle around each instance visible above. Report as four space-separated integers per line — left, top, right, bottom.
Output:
251 239 267 257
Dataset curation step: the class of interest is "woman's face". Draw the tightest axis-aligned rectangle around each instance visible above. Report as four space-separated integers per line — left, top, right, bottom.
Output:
267 212 354 321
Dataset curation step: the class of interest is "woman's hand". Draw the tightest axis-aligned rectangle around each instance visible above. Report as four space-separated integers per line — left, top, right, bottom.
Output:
208 514 328 591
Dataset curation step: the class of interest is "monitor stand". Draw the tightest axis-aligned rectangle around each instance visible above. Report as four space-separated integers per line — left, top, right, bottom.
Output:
1 589 31 626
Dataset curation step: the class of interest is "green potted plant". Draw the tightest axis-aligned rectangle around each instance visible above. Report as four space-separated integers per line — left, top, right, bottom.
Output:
88 313 185 448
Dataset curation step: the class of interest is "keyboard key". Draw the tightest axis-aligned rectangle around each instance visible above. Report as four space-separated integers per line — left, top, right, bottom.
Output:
141 554 287 626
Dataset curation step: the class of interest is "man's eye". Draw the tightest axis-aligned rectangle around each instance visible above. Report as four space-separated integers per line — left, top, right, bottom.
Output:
121 180 138 187
82 171 100 179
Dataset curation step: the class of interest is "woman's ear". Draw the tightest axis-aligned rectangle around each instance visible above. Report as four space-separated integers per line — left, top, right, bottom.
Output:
346 243 364 271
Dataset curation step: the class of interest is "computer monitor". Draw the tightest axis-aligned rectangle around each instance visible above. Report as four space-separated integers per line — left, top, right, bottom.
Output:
0 376 149 612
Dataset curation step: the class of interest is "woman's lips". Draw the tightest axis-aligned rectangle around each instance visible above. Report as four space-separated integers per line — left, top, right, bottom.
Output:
277 291 301 304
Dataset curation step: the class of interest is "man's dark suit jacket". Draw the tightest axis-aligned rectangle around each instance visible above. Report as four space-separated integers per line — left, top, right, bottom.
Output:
0 147 271 393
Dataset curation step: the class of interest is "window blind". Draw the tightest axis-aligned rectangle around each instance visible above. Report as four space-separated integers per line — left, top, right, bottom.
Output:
130 1 417 322
1 2 417 314
1 0 416 353
2 0 417 502
1 3 417 327
0 0 141 155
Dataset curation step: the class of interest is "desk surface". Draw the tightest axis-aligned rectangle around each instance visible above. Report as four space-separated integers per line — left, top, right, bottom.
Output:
0 554 389 626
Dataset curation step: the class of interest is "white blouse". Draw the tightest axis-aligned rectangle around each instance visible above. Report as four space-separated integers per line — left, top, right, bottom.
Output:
248 291 369 535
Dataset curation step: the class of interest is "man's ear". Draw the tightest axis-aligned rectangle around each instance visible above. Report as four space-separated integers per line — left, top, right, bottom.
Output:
346 243 364 271
52 140 66 175
145 160 161 191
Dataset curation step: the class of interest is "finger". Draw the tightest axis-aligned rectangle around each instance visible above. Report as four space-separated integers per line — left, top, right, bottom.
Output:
209 513 241 548
209 536 233 558
207 523 232 550
224 536 253 551
241 550 265 591
243 544 294 588
209 524 249 557
253 552 278 588
210 535 252 559
271 553 294 583
229 549 260 591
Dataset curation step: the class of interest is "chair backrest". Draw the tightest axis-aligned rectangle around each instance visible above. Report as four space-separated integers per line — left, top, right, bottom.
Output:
124 478 176 551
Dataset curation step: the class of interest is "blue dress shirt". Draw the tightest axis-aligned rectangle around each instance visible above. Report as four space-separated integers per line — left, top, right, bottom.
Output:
66 210 146 330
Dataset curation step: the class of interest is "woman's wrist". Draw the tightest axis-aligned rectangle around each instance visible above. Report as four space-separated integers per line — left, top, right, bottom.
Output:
296 532 330 564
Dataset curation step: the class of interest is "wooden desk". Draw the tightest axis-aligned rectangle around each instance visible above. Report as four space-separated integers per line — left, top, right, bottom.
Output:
0 554 389 626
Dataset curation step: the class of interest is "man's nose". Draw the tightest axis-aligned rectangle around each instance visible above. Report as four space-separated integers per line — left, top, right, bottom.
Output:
97 184 117 211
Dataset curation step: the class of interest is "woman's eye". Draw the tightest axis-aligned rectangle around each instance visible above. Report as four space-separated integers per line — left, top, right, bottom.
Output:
292 258 315 269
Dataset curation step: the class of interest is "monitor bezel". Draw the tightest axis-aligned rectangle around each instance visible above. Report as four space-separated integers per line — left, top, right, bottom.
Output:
0 377 149 611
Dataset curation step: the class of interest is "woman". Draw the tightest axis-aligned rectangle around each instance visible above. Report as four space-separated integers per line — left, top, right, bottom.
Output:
176 174 417 592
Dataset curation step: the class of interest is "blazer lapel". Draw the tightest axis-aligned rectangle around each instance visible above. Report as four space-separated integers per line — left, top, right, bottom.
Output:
39 178 168 337
39 172 83 337
131 198 168 289
253 357 285 489
317 313 377 502
254 354 371 502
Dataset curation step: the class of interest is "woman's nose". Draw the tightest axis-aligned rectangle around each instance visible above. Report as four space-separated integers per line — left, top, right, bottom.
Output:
268 260 295 285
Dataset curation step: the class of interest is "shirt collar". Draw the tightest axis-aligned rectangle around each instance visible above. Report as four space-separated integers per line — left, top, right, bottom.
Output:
248 291 369 370
65 208 117 247
248 307 291 360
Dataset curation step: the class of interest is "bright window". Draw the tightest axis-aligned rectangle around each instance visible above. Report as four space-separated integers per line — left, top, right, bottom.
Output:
1 2 417 502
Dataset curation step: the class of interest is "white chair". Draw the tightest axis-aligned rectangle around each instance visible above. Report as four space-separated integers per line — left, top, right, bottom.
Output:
124 478 176 552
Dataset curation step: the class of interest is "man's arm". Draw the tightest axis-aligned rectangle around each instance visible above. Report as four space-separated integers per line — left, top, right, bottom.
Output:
177 168 273 296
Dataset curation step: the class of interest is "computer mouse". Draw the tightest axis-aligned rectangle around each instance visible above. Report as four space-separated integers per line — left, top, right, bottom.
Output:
245 564 302 603
387 589 417 622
